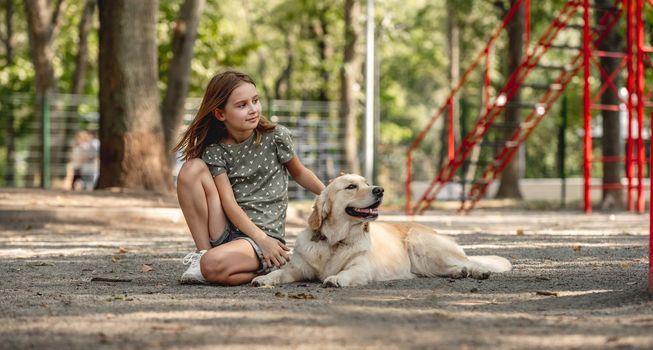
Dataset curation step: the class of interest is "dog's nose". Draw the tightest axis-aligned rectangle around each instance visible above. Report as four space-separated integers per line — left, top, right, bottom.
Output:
373 187 384 197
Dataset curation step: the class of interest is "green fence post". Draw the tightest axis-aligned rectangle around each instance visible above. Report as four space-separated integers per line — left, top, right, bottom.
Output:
268 99 274 121
558 94 567 208
459 96 468 199
41 92 50 188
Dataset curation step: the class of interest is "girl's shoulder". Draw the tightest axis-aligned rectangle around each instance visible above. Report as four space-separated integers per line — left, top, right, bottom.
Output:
203 142 222 152
270 124 292 139
202 143 225 159
256 124 291 144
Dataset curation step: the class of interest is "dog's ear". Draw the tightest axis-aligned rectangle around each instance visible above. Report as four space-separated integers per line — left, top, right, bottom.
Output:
327 172 347 184
308 192 330 231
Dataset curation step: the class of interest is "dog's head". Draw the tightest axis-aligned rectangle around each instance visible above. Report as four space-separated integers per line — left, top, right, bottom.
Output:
308 174 384 232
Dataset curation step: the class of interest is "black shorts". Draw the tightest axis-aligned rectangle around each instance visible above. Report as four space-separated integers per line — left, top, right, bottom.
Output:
209 224 277 274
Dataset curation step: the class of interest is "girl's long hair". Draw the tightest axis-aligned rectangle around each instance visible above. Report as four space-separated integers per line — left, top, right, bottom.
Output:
173 70 276 160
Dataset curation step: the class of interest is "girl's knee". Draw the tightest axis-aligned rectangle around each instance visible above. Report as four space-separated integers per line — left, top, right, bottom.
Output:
178 159 209 185
200 252 230 283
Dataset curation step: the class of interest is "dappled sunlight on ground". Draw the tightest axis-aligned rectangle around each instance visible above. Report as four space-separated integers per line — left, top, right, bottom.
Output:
0 189 651 349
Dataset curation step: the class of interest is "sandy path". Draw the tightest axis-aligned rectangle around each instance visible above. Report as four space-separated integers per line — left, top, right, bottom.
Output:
0 189 651 349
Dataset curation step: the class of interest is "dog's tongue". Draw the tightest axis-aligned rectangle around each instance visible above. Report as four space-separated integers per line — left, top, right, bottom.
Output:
354 207 378 215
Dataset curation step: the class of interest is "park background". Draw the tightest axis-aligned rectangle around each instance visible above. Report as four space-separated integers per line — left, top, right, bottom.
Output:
2 1 653 349
3 0 651 212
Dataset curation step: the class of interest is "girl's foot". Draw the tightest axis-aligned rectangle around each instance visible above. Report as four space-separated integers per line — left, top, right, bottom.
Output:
180 250 207 284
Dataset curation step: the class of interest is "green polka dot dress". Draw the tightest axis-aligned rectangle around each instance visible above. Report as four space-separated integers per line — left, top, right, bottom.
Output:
201 125 296 243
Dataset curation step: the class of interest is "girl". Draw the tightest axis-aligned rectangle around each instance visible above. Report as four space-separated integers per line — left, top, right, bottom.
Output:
174 70 325 286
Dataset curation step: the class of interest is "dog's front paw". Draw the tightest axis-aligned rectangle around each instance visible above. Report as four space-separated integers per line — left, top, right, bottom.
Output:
322 275 342 288
450 267 469 279
469 270 490 280
251 275 276 287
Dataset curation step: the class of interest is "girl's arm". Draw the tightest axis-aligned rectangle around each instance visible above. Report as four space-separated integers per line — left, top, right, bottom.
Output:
213 173 289 267
285 156 325 195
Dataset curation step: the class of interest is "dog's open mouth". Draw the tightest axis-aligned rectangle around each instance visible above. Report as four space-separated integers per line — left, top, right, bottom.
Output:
345 200 381 219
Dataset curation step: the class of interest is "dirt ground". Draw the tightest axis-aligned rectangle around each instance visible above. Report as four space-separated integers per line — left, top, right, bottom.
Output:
0 188 652 350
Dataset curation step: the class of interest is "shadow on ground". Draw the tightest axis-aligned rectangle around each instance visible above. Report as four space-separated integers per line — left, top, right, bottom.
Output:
0 189 652 349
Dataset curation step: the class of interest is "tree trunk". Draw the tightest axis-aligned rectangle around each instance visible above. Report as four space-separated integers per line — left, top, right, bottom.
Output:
595 0 623 210
2 0 15 65
339 0 362 174
24 0 60 95
24 0 62 187
310 5 332 101
97 0 172 192
243 0 271 102
70 0 96 95
161 0 205 167
274 33 294 100
3 0 16 185
495 0 523 199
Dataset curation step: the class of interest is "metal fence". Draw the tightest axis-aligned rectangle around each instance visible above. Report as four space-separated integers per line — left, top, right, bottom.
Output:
0 94 344 200
1 93 100 189
269 100 345 199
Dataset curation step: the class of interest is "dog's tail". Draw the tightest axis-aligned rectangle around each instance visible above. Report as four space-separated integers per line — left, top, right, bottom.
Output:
467 255 512 273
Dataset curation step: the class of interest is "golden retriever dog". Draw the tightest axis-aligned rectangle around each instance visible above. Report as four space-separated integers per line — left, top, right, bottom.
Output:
252 174 511 287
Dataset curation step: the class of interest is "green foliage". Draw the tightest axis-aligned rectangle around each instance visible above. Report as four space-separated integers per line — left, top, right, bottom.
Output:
3 0 651 192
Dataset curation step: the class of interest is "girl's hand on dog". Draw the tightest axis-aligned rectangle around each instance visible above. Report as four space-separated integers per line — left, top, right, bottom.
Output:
256 235 290 268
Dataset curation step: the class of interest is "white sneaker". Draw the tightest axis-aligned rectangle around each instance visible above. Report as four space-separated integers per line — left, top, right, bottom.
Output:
180 250 207 284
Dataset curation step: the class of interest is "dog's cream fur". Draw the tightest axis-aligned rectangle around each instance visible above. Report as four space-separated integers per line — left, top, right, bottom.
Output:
252 174 511 287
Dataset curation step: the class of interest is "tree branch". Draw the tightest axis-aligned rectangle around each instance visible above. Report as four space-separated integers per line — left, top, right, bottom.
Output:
50 0 63 29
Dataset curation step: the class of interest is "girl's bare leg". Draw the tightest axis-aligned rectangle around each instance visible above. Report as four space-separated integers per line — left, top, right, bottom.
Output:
176 159 227 251
200 239 260 285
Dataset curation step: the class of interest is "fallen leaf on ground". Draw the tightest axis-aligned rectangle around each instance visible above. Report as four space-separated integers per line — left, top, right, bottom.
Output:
535 290 558 296
141 264 153 273
573 245 582 252
606 336 619 343
287 292 316 300
111 255 121 263
516 229 525 236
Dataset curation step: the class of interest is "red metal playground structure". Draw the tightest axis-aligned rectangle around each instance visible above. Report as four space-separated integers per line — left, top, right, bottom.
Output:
404 0 653 291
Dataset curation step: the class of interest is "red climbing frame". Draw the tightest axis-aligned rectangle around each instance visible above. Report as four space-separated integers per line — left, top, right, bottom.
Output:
405 0 624 214
639 0 653 294
402 0 652 290
650 110 653 293
405 0 528 215
582 0 653 214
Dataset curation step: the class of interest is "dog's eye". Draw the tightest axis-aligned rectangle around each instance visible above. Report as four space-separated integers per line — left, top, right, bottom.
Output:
345 184 358 190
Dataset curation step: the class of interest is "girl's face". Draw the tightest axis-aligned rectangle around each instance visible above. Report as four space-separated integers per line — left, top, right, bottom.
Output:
215 82 261 137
